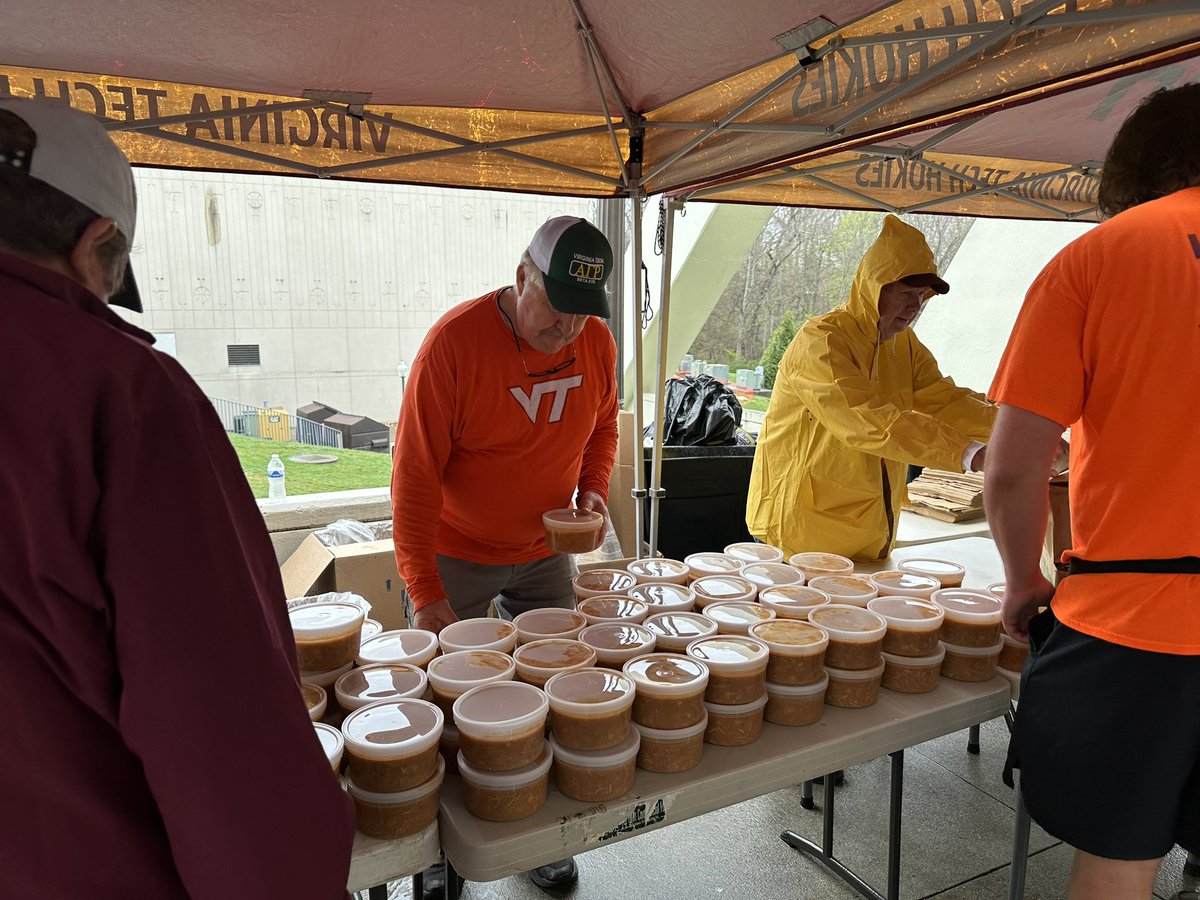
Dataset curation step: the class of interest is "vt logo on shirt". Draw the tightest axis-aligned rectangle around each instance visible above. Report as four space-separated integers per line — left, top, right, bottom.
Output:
509 375 584 424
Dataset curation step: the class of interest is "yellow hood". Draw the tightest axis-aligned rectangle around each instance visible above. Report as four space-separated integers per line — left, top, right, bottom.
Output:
845 214 945 340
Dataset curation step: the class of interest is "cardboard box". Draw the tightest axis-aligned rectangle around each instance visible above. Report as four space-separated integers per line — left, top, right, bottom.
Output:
281 535 408 630
617 410 636 468
607 463 637 559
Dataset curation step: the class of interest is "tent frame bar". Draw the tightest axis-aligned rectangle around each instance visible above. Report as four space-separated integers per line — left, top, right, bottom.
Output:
132 124 323 175
684 157 864 200
576 25 631 188
105 100 318 133
646 197 681 559
646 120 829 135
567 0 635 129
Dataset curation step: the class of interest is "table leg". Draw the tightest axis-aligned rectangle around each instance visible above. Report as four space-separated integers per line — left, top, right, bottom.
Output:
446 859 462 900
967 723 981 755
410 869 423 900
800 779 815 810
887 750 904 899
368 885 388 900
1186 852 1200 877
1008 772 1032 900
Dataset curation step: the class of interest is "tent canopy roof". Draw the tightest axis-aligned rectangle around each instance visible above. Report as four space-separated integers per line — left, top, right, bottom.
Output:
3 0 1199 221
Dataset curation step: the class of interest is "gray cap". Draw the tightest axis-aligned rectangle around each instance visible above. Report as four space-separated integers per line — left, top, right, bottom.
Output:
0 98 141 312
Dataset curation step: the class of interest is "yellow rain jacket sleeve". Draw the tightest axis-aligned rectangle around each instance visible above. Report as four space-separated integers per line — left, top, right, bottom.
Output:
746 215 996 560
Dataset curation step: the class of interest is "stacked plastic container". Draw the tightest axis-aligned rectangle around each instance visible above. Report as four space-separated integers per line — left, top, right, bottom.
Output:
623 653 711 773
544 668 640 802
686 634 770 746
808 604 888 708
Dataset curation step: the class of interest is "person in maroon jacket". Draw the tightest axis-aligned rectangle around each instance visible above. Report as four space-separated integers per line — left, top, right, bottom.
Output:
0 100 355 898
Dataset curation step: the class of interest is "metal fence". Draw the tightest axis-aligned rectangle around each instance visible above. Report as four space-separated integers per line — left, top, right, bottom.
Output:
208 396 344 449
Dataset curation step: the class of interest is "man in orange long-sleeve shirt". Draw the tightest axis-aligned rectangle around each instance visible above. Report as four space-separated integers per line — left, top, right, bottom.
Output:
391 216 617 893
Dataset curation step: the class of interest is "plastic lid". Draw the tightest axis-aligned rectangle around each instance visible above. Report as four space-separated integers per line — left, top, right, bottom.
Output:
314 722 344 765
808 575 878 601
549 727 640 769
345 754 445 805
300 660 355 687
457 740 553 788
881 645 946 666
788 552 854 575
625 558 689 581
341 698 444 760
543 508 604 531
513 639 597 671
452 681 549 737
692 575 756 602
513 608 587 640
302 683 327 711
897 558 966 584
437 618 517 653
683 552 742 576
628 582 695 611
740 562 805 589
932 589 1003 623
808 605 888 642
361 619 384 641
724 542 784 564
357 629 440 666
703 601 776 634
633 709 709 742
336 663 428 710
643 612 719 650
622 653 710 697
942 639 1005 656
703 693 768 716
765 673 829 697
758 585 830 617
825 661 886 681
573 569 637 593
867 597 945 631
749 619 829 654
986 582 1006 599
289 602 366 639
869 570 941 596
426 650 516 690
577 595 648 622
685 635 769 672
579 623 656 654
544 668 636 716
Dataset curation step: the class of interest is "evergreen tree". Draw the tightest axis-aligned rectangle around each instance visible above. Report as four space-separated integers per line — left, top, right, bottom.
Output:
760 310 797 389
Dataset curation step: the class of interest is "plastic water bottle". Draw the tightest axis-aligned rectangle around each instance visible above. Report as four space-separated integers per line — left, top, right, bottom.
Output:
267 453 286 500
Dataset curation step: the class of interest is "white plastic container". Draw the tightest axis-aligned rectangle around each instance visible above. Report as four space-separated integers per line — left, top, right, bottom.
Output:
458 741 552 822
290 602 367 672
808 574 878 607
622 653 710 730
897 557 967 588
986 582 1006 600
642 611 719 652
691 574 757 609
686 635 770 705
683 552 742 582
452 681 550 772
999 633 1030 673
628 581 696 614
808 604 887 671
578 623 657 669
340 698 444 792
941 639 1003 682
703 601 777 635
356 629 440 668
437 618 518 655
739 561 806 591
703 694 767 746
869 570 941 600
549 728 640 802
573 569 637 601
724 541 785 565
544 667 637 751
758 584 831 620
361 618 384 642
511 639 597 687
513 607 588 644
426 650 517 717
314 721 344 772
335 663 428 712
881 645 945 693
749 619 829 686
633 713 708 773
576 594 649 626
825 662 885 708
346 754 445 839
302 683 327 721
625 557 690 585
932 589 1004 648
764 675 828 726
867 596 945 658
542 508 605 554
788 552 855 581
300 661 354 690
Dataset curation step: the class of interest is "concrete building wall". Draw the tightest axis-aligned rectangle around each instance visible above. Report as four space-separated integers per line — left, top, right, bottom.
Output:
121 170 592 424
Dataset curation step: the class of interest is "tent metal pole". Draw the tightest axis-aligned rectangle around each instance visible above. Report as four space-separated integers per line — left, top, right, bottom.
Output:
893 157 1087 218
566 0 635 128
630 188 647 559
576 25 630 188
131 127 323 175
104 100 318 133
648 198 680 560
646 121 828 134
687 157 865 200
798 173 903 214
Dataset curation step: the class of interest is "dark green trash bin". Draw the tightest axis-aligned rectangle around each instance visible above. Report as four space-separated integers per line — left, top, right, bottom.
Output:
642 445 756 560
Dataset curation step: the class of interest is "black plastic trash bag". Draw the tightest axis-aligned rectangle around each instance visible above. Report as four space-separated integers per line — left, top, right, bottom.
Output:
644 374 744 446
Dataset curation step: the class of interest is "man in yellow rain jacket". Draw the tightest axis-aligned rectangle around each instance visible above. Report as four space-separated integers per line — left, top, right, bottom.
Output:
747 215 995 560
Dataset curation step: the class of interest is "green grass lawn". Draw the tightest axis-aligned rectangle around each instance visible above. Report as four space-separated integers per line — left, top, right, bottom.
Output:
229 434 393 499
740 396 771 412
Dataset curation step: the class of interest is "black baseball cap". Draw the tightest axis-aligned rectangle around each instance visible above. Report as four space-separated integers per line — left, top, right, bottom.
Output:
901 273 950 295
527 216 614 318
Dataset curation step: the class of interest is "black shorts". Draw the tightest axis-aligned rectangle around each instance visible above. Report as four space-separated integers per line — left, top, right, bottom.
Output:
1008 608 1200 860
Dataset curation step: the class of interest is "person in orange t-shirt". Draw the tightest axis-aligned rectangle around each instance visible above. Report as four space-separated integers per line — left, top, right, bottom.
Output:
392 217 617 894
987 84 1200 898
